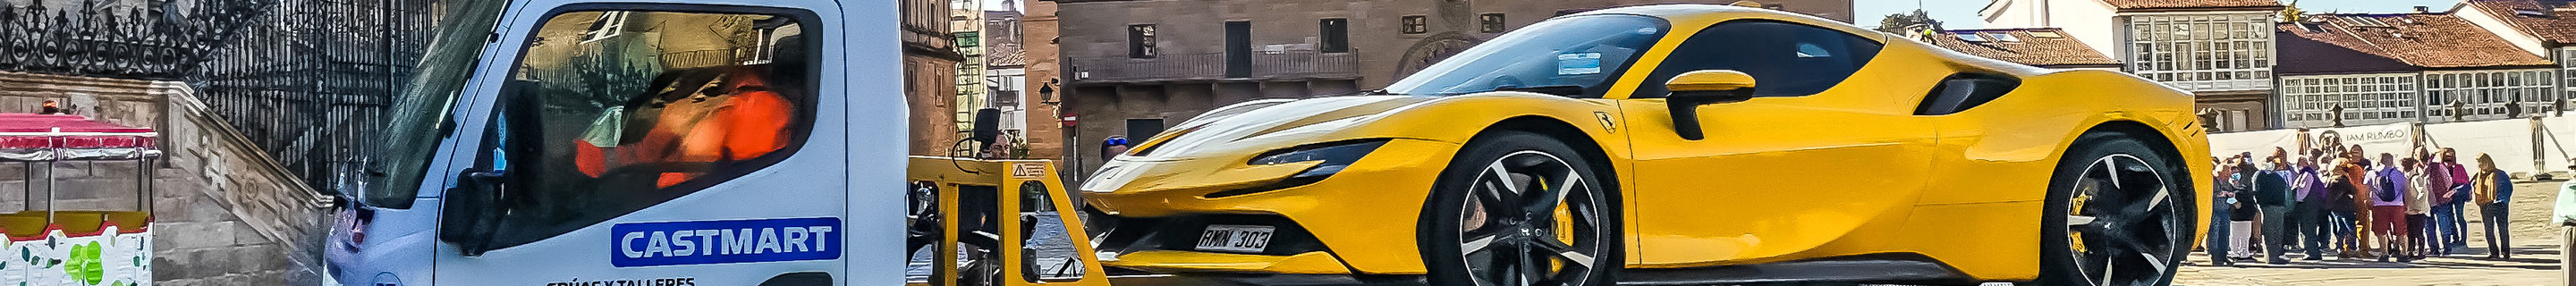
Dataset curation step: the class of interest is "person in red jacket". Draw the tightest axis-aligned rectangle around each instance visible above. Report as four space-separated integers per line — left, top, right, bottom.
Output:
574 67 794 189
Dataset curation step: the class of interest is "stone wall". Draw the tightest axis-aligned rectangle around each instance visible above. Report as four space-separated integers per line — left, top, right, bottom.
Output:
0 72 329 285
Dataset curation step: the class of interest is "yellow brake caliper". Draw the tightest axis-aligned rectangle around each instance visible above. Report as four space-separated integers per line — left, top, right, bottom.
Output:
2070 188 2093 253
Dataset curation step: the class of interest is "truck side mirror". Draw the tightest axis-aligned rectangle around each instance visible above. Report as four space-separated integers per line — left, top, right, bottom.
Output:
1663 70 1757 140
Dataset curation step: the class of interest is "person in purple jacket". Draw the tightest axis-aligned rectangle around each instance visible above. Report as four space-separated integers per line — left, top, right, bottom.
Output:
2295 155 2334 260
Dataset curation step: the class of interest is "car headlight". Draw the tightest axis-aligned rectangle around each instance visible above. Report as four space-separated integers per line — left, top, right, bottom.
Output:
1209 139 1389 198
1249 139 1389 176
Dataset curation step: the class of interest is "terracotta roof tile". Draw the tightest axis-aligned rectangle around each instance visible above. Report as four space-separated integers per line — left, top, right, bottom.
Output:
2464 0 2576 44
2102 0 2285 10
1918 29 2123 67
2275 13 2554 69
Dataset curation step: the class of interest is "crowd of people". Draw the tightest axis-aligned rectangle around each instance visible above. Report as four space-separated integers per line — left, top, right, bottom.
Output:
2206 145 2517 266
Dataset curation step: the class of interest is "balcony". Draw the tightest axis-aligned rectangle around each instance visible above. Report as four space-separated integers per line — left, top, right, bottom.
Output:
1069 51 1360 84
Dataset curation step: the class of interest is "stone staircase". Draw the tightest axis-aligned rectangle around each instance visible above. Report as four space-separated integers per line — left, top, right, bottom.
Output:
0 72 335 285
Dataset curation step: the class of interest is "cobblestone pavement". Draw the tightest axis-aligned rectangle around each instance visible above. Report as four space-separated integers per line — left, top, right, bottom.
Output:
2175 181 2569 286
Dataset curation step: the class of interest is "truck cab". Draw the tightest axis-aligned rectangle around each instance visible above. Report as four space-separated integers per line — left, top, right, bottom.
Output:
323 0 909 284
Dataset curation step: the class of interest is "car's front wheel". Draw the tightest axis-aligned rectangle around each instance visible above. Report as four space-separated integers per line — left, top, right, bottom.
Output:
1422 131 1620 286
2039 133 2191 286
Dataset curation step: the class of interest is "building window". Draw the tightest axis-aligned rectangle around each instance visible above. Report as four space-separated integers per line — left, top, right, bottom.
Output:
2423 69 2559 122
2563 47 2575 107
581 11 632 43
1128 24 1157 58
2123 13 2273 92
1125 119 1165 146
1402 15 1428 34
1479 13 1506 33
2278 74 2417 128
1320 19 1350 53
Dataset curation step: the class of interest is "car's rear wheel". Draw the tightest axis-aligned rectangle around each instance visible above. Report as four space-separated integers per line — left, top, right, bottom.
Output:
1423 131 1619 286
2039 133 2190 286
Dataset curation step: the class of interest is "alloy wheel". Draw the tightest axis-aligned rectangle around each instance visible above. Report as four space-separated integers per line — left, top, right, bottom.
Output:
2063 154 2183 286
1454 150 1606 286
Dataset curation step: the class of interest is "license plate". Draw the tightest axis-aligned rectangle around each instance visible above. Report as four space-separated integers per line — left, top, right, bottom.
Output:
1194 224 1275 253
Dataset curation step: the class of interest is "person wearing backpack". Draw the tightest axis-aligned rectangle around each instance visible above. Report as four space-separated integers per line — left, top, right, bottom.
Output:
2369 153 2411 262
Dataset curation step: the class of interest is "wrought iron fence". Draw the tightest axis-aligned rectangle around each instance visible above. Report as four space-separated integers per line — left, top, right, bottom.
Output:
0 0 273 79
2 0 440 194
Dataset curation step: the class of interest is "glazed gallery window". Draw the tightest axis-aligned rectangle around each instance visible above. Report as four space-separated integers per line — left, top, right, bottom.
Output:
2563 48 2574 103
1129 24 1157 58
2123 13 2273 92
2277 74 2416 128
476 10 816 248
2425 69 2560 122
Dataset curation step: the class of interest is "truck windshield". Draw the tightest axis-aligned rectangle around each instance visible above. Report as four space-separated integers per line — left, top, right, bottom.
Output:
359 0 510 209
1381 14 1667 97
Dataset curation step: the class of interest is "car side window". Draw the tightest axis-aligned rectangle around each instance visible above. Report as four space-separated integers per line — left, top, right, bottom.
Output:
1631 21 1882 98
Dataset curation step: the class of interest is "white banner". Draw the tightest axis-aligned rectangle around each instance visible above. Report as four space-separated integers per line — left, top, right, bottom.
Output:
2310 122 2418 159
2207 129 2300 159
2423 119 2539 176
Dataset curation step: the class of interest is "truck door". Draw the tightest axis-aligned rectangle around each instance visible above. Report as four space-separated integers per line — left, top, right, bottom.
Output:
428 3 861 285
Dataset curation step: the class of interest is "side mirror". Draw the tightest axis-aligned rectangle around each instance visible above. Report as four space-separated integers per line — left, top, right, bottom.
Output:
1663 70 1757 140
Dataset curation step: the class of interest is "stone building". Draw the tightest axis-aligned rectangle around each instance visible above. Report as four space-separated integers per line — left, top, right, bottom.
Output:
1981 0 2286 131
1052 0 1854 173
2273 13 2559 128
906 0 965 156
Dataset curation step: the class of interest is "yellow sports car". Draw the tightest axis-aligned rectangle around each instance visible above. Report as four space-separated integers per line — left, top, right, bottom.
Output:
1079 4 2212 286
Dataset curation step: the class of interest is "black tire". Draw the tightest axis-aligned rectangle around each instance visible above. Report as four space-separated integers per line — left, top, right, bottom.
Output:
2038 133 2192 286
1421 131 1622 286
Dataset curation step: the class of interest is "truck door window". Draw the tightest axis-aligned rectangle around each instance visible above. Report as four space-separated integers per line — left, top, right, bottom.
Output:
474 10 815 248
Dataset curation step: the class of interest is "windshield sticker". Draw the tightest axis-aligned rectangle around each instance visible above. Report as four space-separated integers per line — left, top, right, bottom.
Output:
1557 53 1603 75
610 217 841 267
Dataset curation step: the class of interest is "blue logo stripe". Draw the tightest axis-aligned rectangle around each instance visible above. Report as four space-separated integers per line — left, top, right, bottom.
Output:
609 217 842 267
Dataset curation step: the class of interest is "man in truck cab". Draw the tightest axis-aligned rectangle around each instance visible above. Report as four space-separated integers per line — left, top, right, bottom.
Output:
572 66 795 189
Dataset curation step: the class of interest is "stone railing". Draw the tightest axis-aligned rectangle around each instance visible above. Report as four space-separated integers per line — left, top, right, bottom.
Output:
148 80 335 265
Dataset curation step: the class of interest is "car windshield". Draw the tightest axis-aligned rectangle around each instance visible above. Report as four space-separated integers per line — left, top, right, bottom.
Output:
357 0 509 209
1383 14 1667 97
